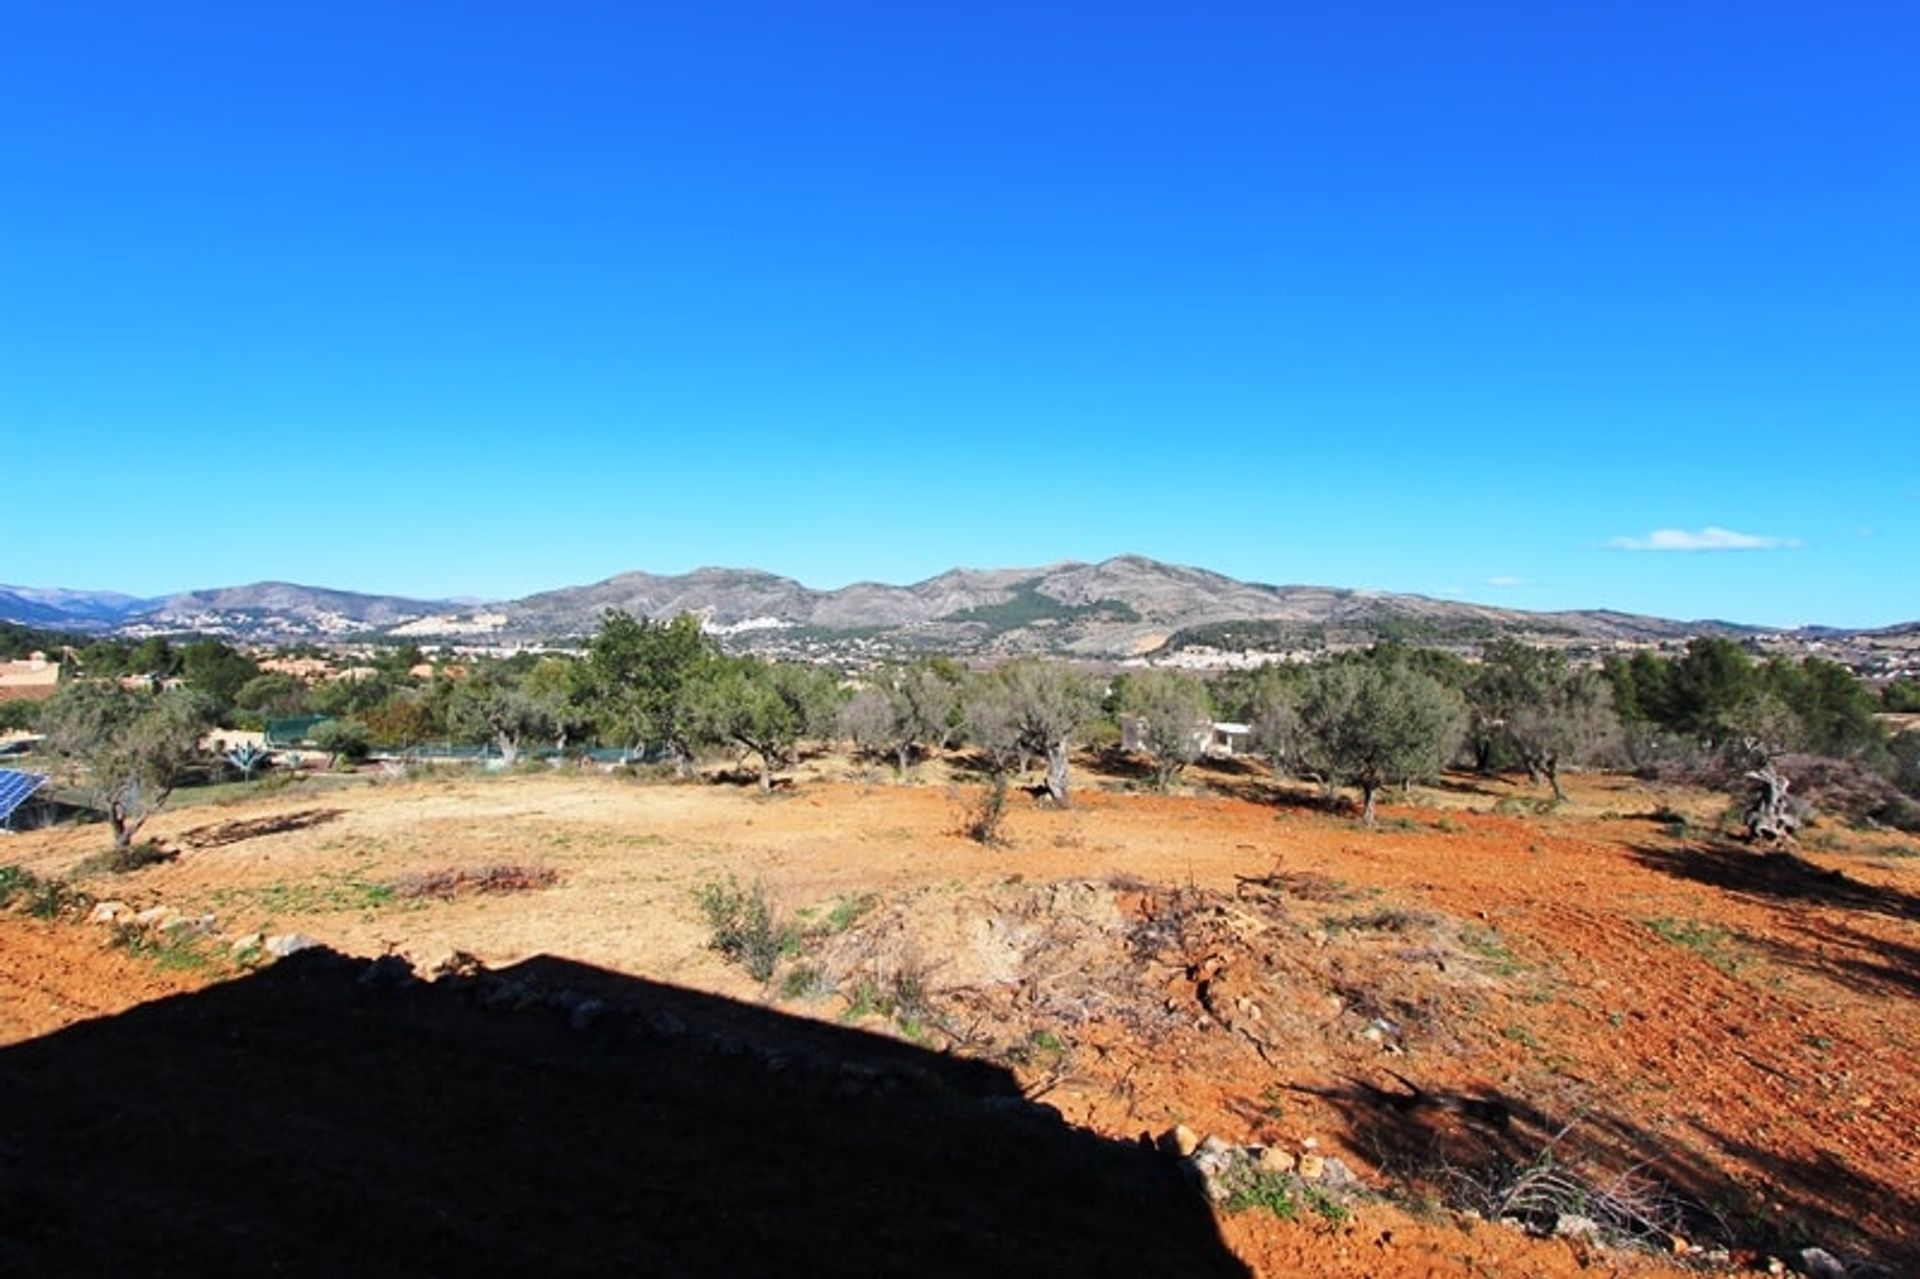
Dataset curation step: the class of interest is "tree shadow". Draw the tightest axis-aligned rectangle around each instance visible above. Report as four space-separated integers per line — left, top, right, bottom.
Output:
1087 746 1157 784
1625 841 1920 923
1199 771 1333 816
1744 916 1920 1002
1428 772 1508 799
1684 1119 1920 1269
0 949 1248 1277
1286 1070 1918 1269
179 807 345 850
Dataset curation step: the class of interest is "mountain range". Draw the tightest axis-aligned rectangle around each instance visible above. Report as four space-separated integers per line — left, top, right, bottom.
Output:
3 557 1910 660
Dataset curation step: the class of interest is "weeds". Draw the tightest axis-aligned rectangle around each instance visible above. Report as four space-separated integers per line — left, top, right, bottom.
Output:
1501 1022 1541 1049
0 864 36 909
1223 1170 1300 1219
1494 797 1559 818
840 952 938 1032
1334 905 1442 935
779 965 833 1000
209 874 395 916
814 892 877 936
1444 1145 1694 1250
844 977 888 1020
72 840 176 876
696 875 796 982
1300 1183 1351 1223
1459 924 1524 977
110 923 219 973
1643 917 1750 975
885 951 934 1025
959 775 1011 846
0 866 88 920
389 863 559 901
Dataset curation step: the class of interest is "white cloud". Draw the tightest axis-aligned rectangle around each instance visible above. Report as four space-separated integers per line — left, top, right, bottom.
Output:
1487 575 1527 588
1606 526 1801 552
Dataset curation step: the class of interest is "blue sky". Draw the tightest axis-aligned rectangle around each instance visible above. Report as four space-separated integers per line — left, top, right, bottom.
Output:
2 3 1915 626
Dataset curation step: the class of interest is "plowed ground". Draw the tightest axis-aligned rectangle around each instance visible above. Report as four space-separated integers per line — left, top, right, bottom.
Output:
4 755 1917 1276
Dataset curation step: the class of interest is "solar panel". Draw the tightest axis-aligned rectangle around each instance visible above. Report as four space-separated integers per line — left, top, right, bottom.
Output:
0 769 48 829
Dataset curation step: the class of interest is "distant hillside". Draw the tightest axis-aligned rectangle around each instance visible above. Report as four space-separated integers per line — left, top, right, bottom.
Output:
0 557 1903 660
0 586 153 629
136 582 449 634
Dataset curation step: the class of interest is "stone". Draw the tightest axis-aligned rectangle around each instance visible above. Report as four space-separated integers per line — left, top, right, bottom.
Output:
645 1010 687 1041
1297 1153 1326 1181
1798 1247 1847 1279
568 998 606 1031
1196 1134 1232 1157
1161 1124 1202 1157
133 905 173 928
230 932 264 954
264 932 320 958
1301 1136 1320 1150
1256 1146 1295 1174
160 912 215 936
1317 1156 1356 1189
88 900 130 925
1553 1214 1601 1243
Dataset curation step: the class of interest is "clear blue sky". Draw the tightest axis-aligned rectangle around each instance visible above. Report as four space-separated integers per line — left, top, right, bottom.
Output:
3 3 1915 627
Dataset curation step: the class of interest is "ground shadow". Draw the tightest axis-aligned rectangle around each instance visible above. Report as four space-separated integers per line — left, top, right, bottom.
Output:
1429 772 1509 799
1626 841 1920 923
1199 770 1334 816
1745 915 1920 1002
179 806 344 850
1284 1069 1917 1270
1687 1119 1920 1268
0 950 1247 1277
1087 747 1157 784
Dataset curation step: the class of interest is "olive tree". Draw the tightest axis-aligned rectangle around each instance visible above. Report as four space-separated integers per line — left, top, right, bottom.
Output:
1288 657 1467 825
1472 640 1620 799
839 662 960 775
964 659 1100 807
685 656 839 791
39 683 214 856
447 668 556 766
1116 668 1213 791
583 611 716 775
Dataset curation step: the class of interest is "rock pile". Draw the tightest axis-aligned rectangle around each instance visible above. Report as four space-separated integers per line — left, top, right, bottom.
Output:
1155 1124 1359 1208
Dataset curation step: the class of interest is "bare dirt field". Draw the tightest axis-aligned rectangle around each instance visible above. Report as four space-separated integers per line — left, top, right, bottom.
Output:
4 754 1917 1276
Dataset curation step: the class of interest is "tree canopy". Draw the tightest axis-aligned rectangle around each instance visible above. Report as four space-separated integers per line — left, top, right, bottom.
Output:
1115 668 1213 791
964 660 1100 806
1277 654 1467 825
38 683 214 855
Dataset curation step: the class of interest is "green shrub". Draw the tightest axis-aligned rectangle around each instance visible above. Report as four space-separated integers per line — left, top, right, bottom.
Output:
0 864 36 908
1223 1171 1299 1219
696 875 796 982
